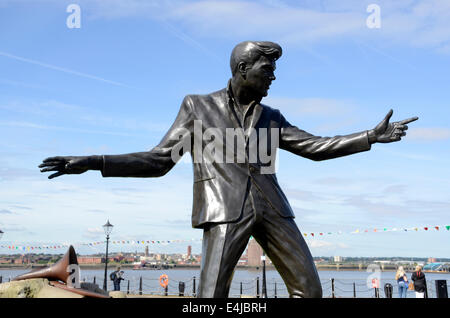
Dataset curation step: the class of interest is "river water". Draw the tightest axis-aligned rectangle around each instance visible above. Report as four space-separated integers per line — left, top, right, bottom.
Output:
1 268 448 298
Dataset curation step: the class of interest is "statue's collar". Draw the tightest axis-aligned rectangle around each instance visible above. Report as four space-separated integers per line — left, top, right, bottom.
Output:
226 79 236 105
226 79 257 109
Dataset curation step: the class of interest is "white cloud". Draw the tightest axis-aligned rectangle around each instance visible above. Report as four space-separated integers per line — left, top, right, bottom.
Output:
83 227 104 239
407 127 450 141
75 0 450 52
307 239 349 249
4 1 449 52
265 97 355 116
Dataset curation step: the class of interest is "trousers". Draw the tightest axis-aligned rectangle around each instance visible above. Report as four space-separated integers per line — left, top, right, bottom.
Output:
197 179 322 298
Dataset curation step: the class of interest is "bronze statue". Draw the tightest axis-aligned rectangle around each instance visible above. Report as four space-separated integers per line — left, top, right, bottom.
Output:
39 41 418 298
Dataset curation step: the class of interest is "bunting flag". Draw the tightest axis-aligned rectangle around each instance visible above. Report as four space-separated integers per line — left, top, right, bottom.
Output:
0 224 448 250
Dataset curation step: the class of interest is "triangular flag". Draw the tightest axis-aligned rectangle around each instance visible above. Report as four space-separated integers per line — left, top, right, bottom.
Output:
435 226 439 231
424 227 428 231
446 225 450 231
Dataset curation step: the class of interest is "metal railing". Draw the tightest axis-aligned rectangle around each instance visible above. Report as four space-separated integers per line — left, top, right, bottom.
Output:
76 275 448 298
1 274 446 298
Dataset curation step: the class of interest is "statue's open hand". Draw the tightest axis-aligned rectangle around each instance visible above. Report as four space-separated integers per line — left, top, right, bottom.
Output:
38 156 90 179
370 109 418 143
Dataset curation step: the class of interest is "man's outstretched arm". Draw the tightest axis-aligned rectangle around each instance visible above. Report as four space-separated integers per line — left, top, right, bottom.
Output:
39 96 194 179
279 109 418 161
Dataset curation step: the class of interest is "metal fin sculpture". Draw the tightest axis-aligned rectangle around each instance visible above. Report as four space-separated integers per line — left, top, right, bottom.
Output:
13 245 78 283
12 245 109 298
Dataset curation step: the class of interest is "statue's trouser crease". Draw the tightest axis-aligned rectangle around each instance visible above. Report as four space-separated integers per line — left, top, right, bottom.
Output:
198 179 322 298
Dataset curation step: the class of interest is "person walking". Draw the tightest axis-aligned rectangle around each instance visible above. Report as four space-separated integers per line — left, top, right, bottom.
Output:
395 266 409 298
411 265 427 298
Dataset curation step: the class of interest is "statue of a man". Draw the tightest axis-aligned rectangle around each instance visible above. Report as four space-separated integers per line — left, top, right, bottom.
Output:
39 41 418 298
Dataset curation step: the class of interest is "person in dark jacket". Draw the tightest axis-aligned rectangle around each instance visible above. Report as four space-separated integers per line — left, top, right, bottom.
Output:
111 266 124 291
411 265 427 298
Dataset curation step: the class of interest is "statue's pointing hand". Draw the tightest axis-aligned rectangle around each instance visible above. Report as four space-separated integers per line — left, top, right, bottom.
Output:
38 156 90 179
368 109 419 144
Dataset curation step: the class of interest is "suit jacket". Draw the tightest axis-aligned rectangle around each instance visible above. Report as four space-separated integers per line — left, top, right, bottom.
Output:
101 84 371 228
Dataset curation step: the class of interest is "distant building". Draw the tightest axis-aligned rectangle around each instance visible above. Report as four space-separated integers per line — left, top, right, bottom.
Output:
187 245 192 259
428 257 437 263
238 250 248 266
78 256 102 264
374 260 391 264
145 246 149 257
247 239 263 267
333 256 343 263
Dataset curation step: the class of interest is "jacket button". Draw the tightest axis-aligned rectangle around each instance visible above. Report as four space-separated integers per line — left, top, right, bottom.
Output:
249 166 256 173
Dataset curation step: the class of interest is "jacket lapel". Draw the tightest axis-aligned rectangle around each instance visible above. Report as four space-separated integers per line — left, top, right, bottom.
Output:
248 102 263 132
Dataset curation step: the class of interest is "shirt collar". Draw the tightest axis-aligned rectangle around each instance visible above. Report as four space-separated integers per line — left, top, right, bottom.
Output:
226 79 257 109
226 79 235 105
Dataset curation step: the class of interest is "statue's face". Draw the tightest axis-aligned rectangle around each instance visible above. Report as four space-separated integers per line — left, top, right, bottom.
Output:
244 55 276 98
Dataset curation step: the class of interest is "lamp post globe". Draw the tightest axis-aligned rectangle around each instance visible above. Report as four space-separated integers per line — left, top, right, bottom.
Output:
102 220 113 291
103 220 113 236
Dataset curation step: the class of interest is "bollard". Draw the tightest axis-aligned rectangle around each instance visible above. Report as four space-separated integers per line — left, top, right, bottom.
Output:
127 280 130 295
374 288 380 298
165 285 168 296
0 276 2 284
193 276 196 297
139 277 143 295
240 282 243 297
353 282 356 298
256 277 260 298
331 278 335 298
274 282 277 298
435 280 448 298
179 281 185 297
93 276 96 285
384 283 393 298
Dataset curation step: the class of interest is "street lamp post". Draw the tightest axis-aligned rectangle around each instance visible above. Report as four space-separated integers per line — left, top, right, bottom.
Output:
102 220 113 291
262 251 267 298
0 229 3 240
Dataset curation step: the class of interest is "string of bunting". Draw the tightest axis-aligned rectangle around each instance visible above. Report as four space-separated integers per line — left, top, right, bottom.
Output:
0 238 202 251
1 225 448 251
303 224 450 238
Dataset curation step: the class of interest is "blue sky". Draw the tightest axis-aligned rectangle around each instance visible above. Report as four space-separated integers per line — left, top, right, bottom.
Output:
0 0 449 257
